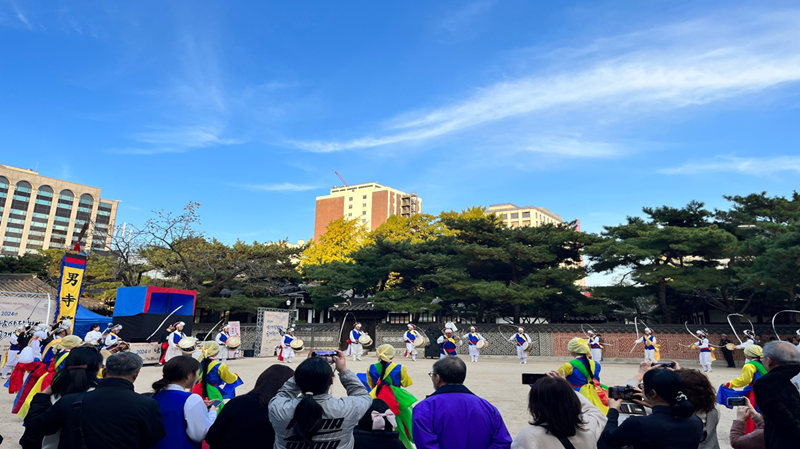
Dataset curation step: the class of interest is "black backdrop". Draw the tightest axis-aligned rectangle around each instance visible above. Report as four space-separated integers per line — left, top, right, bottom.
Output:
115 314 194 343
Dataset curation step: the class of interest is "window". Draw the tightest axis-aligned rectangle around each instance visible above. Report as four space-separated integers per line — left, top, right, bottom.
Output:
348 213 353 217
511 213 519 219
362 203 367 207
362 211 366 215
502 214 508 220
361 219 366 223
522 211 530 218
349 197 353 201
387 313 410 324
348 205 353 209
362 195 367 199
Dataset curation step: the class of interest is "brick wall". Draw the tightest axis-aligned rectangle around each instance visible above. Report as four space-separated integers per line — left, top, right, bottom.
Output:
371 190 389 231
314 197 345 241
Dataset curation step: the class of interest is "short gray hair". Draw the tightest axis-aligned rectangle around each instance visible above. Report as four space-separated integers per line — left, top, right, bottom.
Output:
432 357 467 384
106 352 144 377
763 341 800 366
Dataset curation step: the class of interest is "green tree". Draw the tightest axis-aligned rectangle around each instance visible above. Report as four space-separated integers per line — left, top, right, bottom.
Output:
302 217 369 266
0 254 49 277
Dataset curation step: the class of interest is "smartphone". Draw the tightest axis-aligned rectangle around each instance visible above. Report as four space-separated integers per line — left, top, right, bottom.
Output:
608 386 637 401
314 351 338 357
727 397 747 407
522 373 547 385
620 402 647 415
208 399 223 408
654 362 676 369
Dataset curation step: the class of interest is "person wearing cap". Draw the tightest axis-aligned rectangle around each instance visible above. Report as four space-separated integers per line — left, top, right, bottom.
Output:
367 344 416 448
403 324 420 362
640 327 658 362
102 325 123 351
166 321 187 362
696 330 713 373
193 341 244 403
736 330 756 350
557 337 609 414
215 324 233 362
8 331 48 413
1 324 25 379
278 328 297 363
437 328 461 359
462 326 486 363
509 327 532 364
587 330 602 363
718 344 766 435
349 323 367 362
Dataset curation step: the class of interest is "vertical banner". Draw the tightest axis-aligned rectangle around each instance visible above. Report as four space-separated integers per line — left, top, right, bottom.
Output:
228 321 242 359
54 253 88 332
259 310 289 357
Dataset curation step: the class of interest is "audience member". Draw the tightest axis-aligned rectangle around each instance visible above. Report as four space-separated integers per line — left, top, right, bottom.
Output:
412 356 512 449
677 368 720 449
150 356 216 449
206 364 294 449
353 398 405 449
598 369 703 449
269 349 371 449
730 397 765 449
512 374 606 449
21 346 103 449
752 341 800 448
25 352 167 448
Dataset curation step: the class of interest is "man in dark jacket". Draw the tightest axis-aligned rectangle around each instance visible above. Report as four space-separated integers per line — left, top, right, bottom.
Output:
753 341 800 449
25 352 167 448
720 334 736 367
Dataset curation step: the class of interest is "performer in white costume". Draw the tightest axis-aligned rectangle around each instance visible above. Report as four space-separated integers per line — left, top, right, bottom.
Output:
165 321 187 362
586 330 603 362
279 328 296 363
462 326 486 363
509 327 532 364
696 329 713 372
1 325 25 379
736 329 756 350
403 324 420 361
83 324 103 346
348 322 366 361
215 324 234 362
102 325 123 350
641 328 657 362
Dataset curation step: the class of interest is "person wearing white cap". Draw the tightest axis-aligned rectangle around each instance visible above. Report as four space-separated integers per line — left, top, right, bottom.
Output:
215 324 233 362
102 325 123 350
1 324 25 379
696 330 713 372
437 328 461 359
508 327 532 364
165 321 187 362
736 330 756 350
586 330 603 362
403 324 420 361
279 328 296 363
462 326 486 363
348 323 366 361
640 328 657 362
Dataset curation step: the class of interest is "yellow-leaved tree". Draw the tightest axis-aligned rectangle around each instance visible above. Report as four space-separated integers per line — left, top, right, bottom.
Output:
302 217 369 266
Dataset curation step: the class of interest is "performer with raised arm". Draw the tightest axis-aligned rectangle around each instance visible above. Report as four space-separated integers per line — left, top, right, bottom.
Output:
718 344 765 434
403 324 420 362
437 328 460 358
641 328 657 362
736 329 756 349
509 327 532 364
348 322 366 361
587 330 602 362
462 326 486 363
165 321 187 362
1 324 25 379
215 324 233 362
696 329 713 372
278 328 297 363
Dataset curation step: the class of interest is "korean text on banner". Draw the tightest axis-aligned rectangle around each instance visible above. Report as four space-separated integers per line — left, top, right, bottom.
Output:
54 253 88 332
228 321 242 359
259 311 289 357
0 295 49 355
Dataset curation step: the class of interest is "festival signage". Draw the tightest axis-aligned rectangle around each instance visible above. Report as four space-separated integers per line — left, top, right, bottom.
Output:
258 310 289 357
228 320 242 359
128 342 162 364
0 294 50 354
54 253 88 332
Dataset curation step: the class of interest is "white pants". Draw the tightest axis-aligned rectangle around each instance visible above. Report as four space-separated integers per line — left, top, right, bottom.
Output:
468 345 480 361
516 346 528 363
644 348 656 362
405 342 417 359
2 349 19 377
165 345 182 362
349 343 363 359
699 352 712 371
218 345 229 362
590 348 602 362
282 347 295 362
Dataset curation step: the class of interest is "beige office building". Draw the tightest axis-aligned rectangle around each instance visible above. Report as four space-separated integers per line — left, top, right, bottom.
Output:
314 182 422 240
0 164 119 256
487 203 563 228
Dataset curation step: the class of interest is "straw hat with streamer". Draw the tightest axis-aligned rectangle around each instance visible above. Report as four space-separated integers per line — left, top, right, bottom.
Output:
376 344 396 362
568 337 591 355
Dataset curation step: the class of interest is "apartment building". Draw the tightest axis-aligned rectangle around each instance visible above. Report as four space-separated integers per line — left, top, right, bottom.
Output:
314 182 422 241
487 203 563 228
0 164 119 256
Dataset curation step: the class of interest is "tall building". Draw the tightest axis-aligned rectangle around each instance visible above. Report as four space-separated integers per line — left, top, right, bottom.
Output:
487 203 563 228
314 182 422 241
0 164 119 256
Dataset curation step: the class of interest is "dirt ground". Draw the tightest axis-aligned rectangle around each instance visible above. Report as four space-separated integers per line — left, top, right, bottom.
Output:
1 354 739 448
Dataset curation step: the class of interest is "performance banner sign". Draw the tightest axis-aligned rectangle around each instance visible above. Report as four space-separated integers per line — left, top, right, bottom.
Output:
228 321 242 359
128 342 162 364
54 253 88 332
0 294 50 354
258 310 289 357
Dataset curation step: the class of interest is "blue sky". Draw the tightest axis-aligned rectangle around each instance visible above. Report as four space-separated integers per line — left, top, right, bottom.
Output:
2 1 800 285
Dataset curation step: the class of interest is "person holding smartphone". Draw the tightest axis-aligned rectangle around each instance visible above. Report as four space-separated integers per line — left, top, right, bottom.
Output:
729 397 766 449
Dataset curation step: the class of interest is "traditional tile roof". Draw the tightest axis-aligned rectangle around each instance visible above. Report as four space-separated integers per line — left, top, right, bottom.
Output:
0 273 107 311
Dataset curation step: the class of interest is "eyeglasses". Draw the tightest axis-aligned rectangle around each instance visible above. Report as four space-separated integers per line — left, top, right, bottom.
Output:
428 371 436 378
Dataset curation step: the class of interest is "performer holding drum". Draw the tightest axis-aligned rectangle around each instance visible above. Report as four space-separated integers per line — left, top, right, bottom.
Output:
403 324 422 361
639 328 657 362
215 324 237 362
102 325 123 351
278 328 301 363
587 330 602 362
462 326 487 363
1 325 25 379
695 329 713 372
165 321 187 362
437 327 461 358
509 327 532 364
348 322 369 361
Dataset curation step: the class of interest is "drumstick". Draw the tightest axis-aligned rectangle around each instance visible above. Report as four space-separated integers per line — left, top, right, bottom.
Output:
203 319 225 346
146 305 183 341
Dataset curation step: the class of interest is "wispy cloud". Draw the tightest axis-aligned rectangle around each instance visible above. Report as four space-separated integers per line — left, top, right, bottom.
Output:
521 137 623 158
243 183 320 192
438 0 495 35
659 155 800 176
12 2 31 29
293 10 800 156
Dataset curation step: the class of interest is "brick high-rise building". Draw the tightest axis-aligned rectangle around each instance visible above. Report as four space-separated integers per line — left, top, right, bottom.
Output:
314 182 422 241
0 164 119 256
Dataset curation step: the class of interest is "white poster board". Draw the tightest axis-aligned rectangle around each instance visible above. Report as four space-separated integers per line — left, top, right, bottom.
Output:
259 310 289 357
129 342 162 364
0 293 50 355
228 320 242 359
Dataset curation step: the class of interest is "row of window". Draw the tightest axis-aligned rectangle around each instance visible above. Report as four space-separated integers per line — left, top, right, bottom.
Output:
349 195 369 201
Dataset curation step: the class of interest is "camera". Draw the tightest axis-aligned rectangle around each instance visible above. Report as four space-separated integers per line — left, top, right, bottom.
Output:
608 386 638 401
521 373 547 385
312 350 338 364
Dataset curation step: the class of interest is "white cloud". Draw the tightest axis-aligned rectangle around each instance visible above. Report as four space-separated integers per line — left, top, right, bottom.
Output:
134 126 239 148
659 155 800 176
243 183 319 192
438 0 495 34
292 10 800 155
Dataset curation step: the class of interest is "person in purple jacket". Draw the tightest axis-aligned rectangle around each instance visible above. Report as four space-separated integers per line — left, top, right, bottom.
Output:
412 357 512 449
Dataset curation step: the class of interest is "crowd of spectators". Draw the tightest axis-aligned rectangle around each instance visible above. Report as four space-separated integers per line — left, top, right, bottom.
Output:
10 340 800 449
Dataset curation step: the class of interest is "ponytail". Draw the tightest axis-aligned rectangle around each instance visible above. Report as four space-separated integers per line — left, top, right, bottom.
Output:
51 347 103 398
292 356 335 443
152 378 170 395
673 391 695 419
293 394 324 443
201 357 211 399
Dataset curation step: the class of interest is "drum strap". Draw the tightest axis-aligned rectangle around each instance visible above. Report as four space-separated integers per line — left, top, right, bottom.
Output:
557 436 576 449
